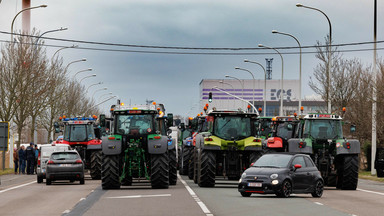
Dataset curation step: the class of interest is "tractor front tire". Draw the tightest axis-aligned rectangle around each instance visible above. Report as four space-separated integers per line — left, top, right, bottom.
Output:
90 150 102 180
151 153 169 189
198 150 216 187
340 155 359 190
101 154 121 189
169 148 177 185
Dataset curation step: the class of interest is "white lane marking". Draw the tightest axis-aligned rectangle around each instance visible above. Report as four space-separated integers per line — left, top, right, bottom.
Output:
80 198 86 201
62 210 70 214
107 194 171 199
357 188 384 196
178 174 213 216
0 181 35 194
314 202 323 206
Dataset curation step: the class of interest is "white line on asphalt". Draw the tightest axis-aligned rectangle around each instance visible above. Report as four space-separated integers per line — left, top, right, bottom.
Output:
107 194 171 199
357 188 384 196
62 210 70 214
314 202 323 206
178 174 213 216
0 181 35 194
80 198 86 201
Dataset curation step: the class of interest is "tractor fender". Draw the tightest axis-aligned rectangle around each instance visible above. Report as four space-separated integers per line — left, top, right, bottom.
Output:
101 137 122 155
148 136 168 154
168 138 176 150
288 139 312 154
336 139 360 155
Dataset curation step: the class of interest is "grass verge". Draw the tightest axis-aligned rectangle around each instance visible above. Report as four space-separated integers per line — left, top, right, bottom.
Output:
0 168 14 176
359 171 384 183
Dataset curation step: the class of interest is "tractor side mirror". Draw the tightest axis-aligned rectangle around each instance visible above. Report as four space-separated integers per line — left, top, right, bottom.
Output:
287 124 293 131
54 122 60 133
167 113 174 127
350 124 356 133
167 129 172 135
179 123 185 130
94 128 101 139
99 114 106 127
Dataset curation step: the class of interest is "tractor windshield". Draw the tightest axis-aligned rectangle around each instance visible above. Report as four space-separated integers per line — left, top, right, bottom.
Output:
116 114 154 135
257 119 272 138
64 124 95 142
304 119 343 140
275 122 294 140
213 116 251 140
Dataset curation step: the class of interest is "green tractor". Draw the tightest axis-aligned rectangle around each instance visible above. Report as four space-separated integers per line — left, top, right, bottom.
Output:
192 109 262 187
288 113 360 190
256 116 273 140
100 102 176 189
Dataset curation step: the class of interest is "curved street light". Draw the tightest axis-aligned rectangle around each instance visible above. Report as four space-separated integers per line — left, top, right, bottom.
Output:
65 58 87 73
79 74 96 84
92 87 108 98
258 44 284 116
296 3 332 113
225 74 245 108
11 4 47 42
219 80 235 107
235 67 256 113
52 45 78 61
99 92 113 101
272 30 302 113
74 68 92 79
86 82 103 93
244 59 267 116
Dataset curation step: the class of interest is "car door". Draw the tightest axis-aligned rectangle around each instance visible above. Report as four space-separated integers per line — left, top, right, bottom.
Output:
290 156 307 190
303 156 318 191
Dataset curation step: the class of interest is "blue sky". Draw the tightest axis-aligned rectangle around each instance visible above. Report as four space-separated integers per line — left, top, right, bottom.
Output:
0 0 382 116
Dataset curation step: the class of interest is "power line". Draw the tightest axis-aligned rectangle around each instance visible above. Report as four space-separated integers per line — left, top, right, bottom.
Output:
1 30 384 51
0 39 383 56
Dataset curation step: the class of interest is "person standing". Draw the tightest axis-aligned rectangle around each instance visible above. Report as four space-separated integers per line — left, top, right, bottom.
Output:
13 147 19 174
18 146 26 174
34 145 39 174
26 143 35 175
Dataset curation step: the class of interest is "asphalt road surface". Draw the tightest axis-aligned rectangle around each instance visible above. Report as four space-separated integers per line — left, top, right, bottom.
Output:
0 173 383 216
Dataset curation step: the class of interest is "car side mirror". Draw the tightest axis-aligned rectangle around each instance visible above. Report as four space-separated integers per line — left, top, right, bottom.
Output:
293 164 302 171
350 124 356 133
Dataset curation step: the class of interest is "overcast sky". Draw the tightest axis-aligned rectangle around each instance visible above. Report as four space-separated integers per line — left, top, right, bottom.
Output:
0 0 382 116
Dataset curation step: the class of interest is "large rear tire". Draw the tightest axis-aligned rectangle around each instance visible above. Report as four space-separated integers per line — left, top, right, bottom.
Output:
151 153 169 189
340 155 359 190
101 154 121 189
181 147 191 175
90 150 102 180
169 148 177 185
189 149 195 180
198 150 216 187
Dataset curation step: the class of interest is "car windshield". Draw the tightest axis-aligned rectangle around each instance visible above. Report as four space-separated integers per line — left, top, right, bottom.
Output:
51 152 79 160
253 154 292 168
64 124 95 142
213 116 251 140
304 119 343 139
116 114 154 135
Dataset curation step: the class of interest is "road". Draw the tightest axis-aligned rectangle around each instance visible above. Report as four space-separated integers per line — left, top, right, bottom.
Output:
0 173 383 216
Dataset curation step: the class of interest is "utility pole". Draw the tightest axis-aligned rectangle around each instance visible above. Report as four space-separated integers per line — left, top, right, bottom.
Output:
371 0 377 176
22 0 31 33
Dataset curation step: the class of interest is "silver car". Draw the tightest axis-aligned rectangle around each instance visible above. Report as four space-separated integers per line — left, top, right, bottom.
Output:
46 150 85 185
37 144 71 183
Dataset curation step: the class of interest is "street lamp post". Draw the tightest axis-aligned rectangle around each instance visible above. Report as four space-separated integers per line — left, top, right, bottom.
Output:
74 68 92 79
79 74 96 84
235 67 256 113
272 30 302 113
52 45 78 61
219 80 236 107
225 75 245 109
297 3 332 113
65 58 87 73
34 27 67 47
86 82 102 93
99 92 113 101
11 4 47 42
244 59 267 116
92 87 108 98
258 44 284 116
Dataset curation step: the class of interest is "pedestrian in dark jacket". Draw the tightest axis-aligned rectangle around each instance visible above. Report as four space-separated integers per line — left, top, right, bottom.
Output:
26 143 35 175
13 147 19 174
18 146 26 174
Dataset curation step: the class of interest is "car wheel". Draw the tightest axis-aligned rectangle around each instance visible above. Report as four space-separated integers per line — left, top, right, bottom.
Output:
37 175 43 183
80 178 85 185
240 192 251 197
277 180 291 198
46 179 51 185
311 180 324 198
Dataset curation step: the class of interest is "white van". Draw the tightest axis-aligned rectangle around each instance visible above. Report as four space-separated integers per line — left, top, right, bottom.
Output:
37 143 71 183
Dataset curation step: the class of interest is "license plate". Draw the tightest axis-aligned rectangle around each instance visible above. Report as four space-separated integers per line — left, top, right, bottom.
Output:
59 164 71 167
248 182 262 187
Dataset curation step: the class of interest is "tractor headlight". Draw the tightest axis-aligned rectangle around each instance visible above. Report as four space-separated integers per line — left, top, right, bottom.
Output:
270 174 278 179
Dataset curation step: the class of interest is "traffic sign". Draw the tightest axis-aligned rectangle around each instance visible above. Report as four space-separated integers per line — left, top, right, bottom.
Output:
0 122 9 151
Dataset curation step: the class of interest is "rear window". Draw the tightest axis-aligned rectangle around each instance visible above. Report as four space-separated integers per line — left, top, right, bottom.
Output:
41 146 70 157
51 152 79 160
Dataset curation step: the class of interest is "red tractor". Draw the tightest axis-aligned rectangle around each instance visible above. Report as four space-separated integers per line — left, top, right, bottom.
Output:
54 116 102 180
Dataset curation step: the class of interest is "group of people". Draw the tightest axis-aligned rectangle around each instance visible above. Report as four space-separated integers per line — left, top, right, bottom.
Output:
13 143 39 175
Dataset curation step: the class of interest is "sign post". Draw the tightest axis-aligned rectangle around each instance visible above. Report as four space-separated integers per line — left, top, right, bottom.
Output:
0 122 9 170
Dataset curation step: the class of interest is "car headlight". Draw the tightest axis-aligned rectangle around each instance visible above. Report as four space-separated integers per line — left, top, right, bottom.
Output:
241 172 247 179
271 180 279 185
270 174 278 179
